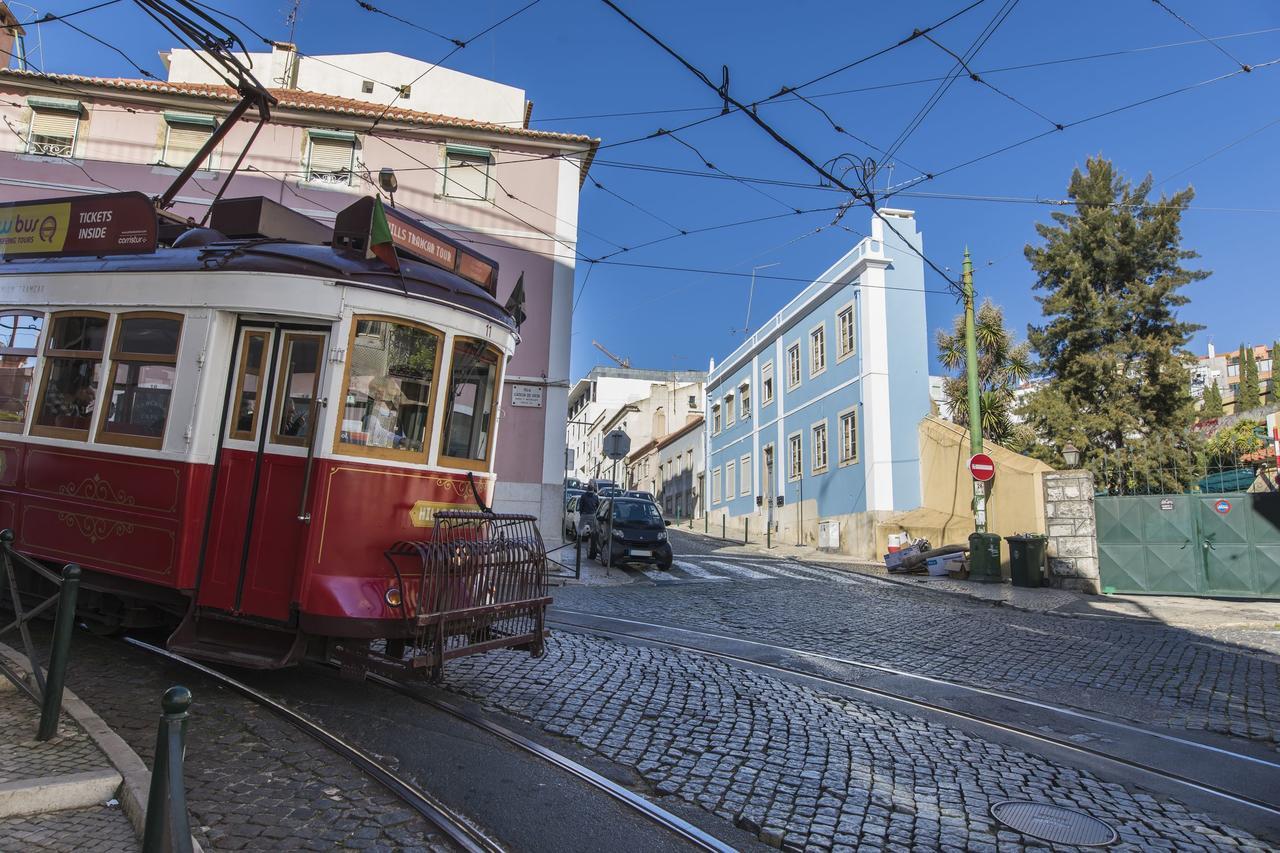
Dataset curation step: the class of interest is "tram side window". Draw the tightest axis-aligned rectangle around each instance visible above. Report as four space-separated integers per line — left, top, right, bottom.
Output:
338 318 440 458
33 313 108 439
229 330 268 441
98 313 183 448
0 312 44 432
271 333 324 447
441 338 501 468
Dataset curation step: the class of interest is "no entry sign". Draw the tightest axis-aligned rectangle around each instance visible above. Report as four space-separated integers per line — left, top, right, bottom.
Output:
969 453 996 482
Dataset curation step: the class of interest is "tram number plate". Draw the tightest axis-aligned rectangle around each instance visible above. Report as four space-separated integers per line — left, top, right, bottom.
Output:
629 549 652 558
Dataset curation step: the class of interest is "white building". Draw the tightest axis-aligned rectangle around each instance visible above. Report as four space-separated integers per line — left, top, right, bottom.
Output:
566 367 704 483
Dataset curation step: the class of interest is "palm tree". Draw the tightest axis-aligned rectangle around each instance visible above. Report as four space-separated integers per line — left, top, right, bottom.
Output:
936 299 1033 446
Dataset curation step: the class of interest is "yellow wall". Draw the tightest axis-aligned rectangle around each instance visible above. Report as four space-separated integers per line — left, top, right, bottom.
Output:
876 417 1054 562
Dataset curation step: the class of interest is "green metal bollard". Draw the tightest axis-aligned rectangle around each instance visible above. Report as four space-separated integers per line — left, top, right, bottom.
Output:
745 517 749 544
36 563 81 742
143 686 194 853
721 516 725 540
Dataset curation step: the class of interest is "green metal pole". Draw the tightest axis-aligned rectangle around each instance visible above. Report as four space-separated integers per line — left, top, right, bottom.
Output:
962 248 988 534
37 564 81 741
143 686 193 853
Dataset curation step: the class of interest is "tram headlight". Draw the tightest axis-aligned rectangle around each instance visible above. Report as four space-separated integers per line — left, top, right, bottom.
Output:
385 587 403 607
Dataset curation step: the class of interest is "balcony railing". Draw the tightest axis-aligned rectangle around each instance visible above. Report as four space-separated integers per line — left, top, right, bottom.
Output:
27 140 74 158
304 170 352 187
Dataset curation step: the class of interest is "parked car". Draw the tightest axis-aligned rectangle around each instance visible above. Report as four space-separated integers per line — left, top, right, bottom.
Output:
562 489 584 539
624 490 656 502
589 496 673 570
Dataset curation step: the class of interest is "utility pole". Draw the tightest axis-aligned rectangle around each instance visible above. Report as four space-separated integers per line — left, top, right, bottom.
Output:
963 248 987 533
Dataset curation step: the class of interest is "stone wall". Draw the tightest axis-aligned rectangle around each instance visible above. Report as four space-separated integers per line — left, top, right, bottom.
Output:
1042 470 1099 593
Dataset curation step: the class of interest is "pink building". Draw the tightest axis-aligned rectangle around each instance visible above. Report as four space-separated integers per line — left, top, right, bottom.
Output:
0 33 596 533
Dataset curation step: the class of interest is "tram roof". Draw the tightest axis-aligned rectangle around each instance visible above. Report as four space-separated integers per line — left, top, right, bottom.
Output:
0 237 516 329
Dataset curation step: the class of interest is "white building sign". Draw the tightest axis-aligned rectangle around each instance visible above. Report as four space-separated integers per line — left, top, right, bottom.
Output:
511 384 544 408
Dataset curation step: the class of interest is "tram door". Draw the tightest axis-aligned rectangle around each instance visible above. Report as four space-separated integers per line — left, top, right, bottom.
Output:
198 323 328 622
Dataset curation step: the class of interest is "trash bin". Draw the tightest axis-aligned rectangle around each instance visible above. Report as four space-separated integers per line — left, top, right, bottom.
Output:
967 532 1003 583
1006 533 1048 588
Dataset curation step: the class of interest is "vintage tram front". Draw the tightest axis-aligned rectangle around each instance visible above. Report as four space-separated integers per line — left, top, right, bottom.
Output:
0 191 547 679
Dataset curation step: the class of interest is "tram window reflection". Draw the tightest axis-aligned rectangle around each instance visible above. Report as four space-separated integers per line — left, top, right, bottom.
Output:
0 312 44 432
229 331 268 441
338 318 439 458
98 313 182 448
441 339 500 468
272 333 323 447
33 312 108 439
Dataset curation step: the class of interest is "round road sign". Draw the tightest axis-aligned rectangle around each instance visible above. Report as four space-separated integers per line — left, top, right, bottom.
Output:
1214 499 1231 515
969 453 996 482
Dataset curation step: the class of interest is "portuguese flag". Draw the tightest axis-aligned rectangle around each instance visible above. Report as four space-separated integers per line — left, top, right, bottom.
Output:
370 195 400 272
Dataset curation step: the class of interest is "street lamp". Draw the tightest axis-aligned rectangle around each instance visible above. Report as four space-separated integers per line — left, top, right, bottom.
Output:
1061 443 1081 468
379 167 398 207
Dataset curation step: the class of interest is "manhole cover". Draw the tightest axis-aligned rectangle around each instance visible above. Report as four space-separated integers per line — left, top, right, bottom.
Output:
991 801 1117 846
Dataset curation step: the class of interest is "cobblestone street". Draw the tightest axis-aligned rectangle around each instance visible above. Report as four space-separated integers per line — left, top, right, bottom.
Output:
442 632 1272 852
555 531 1280 746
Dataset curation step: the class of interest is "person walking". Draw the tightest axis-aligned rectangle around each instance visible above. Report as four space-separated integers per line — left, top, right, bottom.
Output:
578 483 599 556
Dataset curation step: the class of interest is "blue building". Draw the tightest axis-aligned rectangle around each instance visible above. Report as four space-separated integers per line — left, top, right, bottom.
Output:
704 209 930 557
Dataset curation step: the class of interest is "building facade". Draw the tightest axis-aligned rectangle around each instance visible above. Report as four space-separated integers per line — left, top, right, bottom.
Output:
0 34 596 536
1193 342 1276 414
566 367 704 483
624 416 704 518
704 209 930 557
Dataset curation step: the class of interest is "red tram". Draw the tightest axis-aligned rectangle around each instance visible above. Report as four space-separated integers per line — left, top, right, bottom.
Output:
0 190 548 678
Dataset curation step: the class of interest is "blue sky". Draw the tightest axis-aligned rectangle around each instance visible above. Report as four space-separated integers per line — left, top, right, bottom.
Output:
16 0 1280 380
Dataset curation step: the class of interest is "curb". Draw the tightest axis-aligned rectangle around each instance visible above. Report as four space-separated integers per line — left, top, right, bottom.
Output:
0 641 204 852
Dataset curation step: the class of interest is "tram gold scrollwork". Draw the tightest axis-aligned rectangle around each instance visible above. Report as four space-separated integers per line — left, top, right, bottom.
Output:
57 473 137 507
56 511 136 544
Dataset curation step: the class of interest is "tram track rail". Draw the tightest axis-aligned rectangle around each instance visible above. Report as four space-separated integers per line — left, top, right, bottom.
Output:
361 671 739 853
548 608 1280 829
124 638 504 853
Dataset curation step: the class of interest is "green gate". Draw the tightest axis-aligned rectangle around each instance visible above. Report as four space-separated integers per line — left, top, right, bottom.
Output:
1096 492 1280 598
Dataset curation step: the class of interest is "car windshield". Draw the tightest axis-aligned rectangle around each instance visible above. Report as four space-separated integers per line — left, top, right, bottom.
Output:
612 499 662 524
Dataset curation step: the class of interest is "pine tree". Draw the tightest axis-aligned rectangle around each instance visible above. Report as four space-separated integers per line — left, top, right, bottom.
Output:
1200 381 1223 418
1237 344 1261 411
935 298 1033 446
1021 156 1207 493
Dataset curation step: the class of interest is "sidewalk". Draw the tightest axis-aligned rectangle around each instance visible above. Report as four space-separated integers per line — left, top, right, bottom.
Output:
0 643 152 853
674 525 1280 633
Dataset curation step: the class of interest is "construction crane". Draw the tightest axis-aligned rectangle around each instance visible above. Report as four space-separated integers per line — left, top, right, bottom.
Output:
592 340 631 369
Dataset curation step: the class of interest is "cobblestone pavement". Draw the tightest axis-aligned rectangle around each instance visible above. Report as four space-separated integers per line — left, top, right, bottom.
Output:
0 684 109 783
0 803 139 852
555 533 1280 746
53 633 452 852
442 632 1273 852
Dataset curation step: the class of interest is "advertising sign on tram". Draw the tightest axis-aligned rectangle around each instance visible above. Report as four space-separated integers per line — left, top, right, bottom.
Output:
0 191 157 259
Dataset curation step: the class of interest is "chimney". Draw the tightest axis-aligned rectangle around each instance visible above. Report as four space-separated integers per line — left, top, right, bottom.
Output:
269 41 298 89
0 2 26 70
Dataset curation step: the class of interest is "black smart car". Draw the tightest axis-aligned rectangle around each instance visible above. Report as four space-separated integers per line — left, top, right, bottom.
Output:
588 496 673 570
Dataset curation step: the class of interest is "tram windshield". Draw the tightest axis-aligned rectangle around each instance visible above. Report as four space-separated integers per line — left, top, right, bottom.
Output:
441 338 500 466
339 318 440 456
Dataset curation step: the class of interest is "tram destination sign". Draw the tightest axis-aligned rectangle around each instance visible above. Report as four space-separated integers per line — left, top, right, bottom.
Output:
0 191 157 259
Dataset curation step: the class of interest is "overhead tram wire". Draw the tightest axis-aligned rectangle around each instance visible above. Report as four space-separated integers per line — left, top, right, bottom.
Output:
661 129 802 213
598 0 964 296
353 1 465 47
2 0 123 30
593 205 846 262
1156 115 1280 186
887 55 1280 197
362 0 544 133
586 176 686 234
1149 0 1252 72
878 0 1020 172
918 31 1061 129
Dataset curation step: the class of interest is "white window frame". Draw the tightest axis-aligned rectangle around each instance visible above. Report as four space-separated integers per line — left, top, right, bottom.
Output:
160 113 216 170
761 360 774 406
787 432 802 481
712 466 722 504
786 343 802 390
442 144 494 201
836 301 857 362
811 419 829 474
739 381 751 419
712 402 721 434
304 130 356 186
838 406 858 466
739 453 751 495
26 105 81 158
725 460 736 500
809 322 827 378
724 393 735 427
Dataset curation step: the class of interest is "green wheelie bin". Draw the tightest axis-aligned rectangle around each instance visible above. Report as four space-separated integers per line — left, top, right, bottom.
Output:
1006 533 1048 588
967 532 1003 583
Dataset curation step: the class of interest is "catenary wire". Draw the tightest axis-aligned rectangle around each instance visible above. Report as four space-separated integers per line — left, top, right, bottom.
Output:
1149 0 1251 72
353 1 465 47
2 0 123 31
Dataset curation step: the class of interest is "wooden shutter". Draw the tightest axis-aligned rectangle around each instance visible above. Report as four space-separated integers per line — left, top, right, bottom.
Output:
29 110 78 152
164 122 211 167
308 136 354 182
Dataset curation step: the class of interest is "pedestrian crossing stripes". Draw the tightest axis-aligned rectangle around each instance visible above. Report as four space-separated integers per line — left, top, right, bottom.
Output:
615 555 865 586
